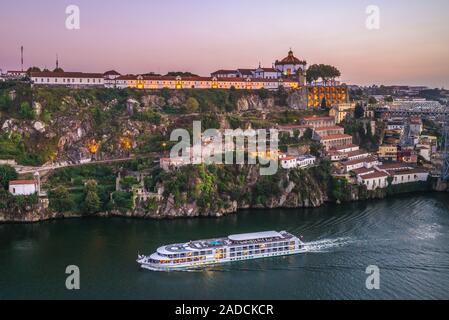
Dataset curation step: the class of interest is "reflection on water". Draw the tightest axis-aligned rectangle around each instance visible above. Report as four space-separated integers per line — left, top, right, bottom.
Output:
0 193 449 299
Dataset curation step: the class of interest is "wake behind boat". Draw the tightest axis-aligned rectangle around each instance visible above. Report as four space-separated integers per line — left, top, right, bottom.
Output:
137 231 306 271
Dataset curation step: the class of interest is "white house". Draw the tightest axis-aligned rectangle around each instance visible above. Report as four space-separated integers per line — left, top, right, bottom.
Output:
297 155 316 168
343 156 381 173
409 118 423 136
237 69 255 78
333 144 360 154
31 71 104 87
357 171 389 191
416 146 431 162
6 70 27 79
9 180 37 196
103 70 121 88
387 121 405 131
281 156 297 169
390 169 429 185
253 66 280 80
210 70 239 78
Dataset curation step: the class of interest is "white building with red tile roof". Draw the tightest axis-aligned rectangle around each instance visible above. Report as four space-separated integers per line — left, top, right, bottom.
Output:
357 170 389 190
9 180 37 196
302 116 336 129
319 134 353 151
254 66 281 80
281 156 297 169
31 71 104 87
274 50 307 77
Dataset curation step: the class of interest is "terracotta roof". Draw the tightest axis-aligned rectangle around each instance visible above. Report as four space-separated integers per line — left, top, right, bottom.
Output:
104 70 121 76
343 156 378 166
257 68 278 72
9 180 36 186
347 149 369 156
360 171 389 180
303 116 335 122
390 168 428 176
333 144 359 151
275 50 306 65
314 126 345 132
377 163 412 171
277 125 310 130
211 70 238 75
320 134 353 141
352 167 375 175
30 71 103 78
237 69 255 75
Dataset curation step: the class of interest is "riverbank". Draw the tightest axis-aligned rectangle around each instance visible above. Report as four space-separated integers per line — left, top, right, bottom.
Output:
1 178 446 224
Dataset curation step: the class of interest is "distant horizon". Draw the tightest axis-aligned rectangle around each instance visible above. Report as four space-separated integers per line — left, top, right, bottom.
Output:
1 0 448 88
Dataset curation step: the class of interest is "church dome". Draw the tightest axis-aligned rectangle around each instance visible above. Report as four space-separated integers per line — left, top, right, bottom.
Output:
276 50 306 65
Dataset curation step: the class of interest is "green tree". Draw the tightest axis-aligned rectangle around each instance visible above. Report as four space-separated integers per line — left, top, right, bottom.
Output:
354 103 364 119
49 186 74 212
83 180 101 214
19 101 35 120
26 66 41 74
185 97 200 113
165 71 198 77
275 86 288 106
310 141 324 157
368 96 378 105
306 64 321 84
306 64 341 84
257 88 269 99
0 94 12 111
302 128 313 141
111 191 134 211
0 165 18 190
121 176 138 191
321 97 328 109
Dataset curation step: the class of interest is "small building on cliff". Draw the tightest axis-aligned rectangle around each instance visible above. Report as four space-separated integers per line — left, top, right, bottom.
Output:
8 180 37 196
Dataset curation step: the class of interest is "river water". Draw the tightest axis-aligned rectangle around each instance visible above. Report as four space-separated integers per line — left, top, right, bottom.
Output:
1 193 449 300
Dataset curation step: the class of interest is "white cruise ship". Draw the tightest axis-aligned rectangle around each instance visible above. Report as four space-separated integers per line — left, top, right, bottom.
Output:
137 231 306 271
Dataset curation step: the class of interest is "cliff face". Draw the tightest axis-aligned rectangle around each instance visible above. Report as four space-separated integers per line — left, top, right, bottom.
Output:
0 164 330 222
120 164 330 219
0 87 308 166
0 207 82 223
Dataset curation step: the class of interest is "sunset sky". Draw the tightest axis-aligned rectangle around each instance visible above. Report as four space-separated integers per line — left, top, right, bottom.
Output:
1 0 448 87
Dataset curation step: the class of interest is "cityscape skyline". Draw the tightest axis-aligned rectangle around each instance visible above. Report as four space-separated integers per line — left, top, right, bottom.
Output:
1 0 448 88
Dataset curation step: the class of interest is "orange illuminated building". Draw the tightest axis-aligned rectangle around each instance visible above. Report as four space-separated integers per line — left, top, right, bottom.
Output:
307 86 349 108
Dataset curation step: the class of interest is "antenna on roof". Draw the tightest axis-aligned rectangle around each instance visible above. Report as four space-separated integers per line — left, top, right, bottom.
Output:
21 46 24 71
56 54 59 69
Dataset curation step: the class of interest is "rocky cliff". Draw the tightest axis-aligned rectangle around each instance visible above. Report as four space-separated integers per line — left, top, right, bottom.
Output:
1 85 309 166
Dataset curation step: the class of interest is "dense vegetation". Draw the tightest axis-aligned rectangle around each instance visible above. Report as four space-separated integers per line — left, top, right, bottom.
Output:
0 83 298 166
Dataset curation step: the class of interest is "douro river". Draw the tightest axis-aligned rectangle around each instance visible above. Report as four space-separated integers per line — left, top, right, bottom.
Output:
1 194 448 299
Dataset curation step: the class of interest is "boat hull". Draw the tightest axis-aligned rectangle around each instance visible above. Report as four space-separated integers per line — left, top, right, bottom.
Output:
138 248 307 272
